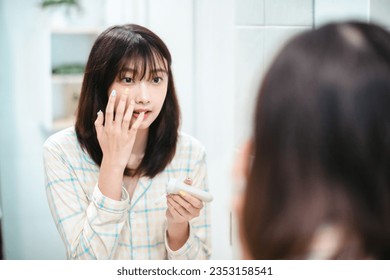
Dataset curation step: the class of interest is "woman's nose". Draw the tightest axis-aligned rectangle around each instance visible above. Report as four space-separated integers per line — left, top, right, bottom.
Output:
135 82 150 104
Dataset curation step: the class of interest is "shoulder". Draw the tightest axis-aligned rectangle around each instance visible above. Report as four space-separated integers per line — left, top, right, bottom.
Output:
176 131 206 160
43 126 79 155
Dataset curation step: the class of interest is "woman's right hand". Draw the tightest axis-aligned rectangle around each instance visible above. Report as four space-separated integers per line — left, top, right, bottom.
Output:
94 89 144 200
95 89 144 170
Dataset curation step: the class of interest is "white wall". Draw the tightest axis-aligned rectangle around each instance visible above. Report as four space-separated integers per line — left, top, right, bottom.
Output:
315 0 390 28
193 0 236 259
371 0 390 28
0 0 64 259
234 0 313 148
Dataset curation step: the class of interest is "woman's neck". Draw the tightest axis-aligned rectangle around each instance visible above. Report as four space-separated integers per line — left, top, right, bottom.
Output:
132 128 148 155
126 129 149 170
126 128 148 170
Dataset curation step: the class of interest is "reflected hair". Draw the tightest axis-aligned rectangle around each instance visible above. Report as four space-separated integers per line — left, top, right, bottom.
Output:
243 22 390 259
75 24 180 177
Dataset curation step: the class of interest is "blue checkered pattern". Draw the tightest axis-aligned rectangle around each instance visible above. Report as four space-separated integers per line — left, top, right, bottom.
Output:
43 127 211 260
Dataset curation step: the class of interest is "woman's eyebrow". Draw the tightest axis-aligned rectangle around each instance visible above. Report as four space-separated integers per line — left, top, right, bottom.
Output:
121 67 167 74
150 68 168 74
121 67 136 73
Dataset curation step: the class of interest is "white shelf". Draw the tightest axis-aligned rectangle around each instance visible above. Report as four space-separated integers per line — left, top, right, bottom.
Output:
45 26 98 133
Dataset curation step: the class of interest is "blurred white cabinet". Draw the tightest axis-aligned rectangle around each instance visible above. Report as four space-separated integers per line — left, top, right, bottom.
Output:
47 28 100 131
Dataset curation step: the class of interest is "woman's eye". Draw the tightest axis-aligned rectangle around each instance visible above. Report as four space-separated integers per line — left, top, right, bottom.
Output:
121 77 134 83
152 77 162 84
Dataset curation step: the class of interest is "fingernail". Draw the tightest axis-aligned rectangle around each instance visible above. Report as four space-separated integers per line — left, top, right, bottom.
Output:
184 178 192 184
179 191 186 197
97 110 102 115
111 89 116 96
124 88 129 95
130 99 135 105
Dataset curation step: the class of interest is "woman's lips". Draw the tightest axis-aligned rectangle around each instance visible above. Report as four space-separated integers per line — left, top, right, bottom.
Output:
133 110 150 119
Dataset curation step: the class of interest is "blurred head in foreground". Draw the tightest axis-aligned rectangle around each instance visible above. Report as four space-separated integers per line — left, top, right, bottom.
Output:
235 22 390 259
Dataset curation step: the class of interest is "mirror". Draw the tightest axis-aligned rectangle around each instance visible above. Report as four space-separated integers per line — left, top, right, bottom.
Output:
1 0 390 260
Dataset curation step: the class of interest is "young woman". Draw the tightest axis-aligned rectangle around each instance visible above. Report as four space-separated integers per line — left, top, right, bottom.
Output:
234 22 390 259
43 24 211 260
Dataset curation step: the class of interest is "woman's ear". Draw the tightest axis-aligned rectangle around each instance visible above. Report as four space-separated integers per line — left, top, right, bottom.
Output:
241 139 253 178
233 187 254 259
233 139 253 183
233 139 253 259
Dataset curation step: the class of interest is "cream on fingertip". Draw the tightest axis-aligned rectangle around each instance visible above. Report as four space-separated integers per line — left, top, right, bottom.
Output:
111 89 116 96
179 191 187 197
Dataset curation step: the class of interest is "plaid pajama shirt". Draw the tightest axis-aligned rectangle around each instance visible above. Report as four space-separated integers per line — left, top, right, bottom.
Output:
43 127 211 260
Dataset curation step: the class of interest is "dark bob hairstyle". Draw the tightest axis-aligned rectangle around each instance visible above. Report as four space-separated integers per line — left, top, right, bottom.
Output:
243 22 390 259
75 24 180 177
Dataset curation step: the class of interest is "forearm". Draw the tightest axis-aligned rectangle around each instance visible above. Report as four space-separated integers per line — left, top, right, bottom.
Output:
165 220 211 260
57 185 129 259
166 221 189 251
69 218 126 260
45 158 129 259
98 157 125 200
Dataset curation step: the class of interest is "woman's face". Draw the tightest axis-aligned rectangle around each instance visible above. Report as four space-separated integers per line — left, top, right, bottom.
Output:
108 58 169 130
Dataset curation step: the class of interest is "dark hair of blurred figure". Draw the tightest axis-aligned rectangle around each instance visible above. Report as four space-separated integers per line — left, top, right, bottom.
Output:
236 21 390 259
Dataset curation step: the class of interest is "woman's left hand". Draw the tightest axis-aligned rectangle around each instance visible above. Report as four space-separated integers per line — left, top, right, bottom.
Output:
166 179 204 224
165 178 204 250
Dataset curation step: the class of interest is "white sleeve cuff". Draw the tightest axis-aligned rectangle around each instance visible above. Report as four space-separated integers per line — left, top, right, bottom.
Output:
164 223 195 258
92 184 130 214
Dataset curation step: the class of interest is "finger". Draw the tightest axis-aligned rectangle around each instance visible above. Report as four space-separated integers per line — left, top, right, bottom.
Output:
177 191 203 209
184 177 193 185
105 89 117 126
94 110 104 136
167 205 184 222
171 194 202 215
168 196 191 219
129 111 144 132
181 178 203 208
122 99 135 131
168 202 187 222
170 194 193 213
114 90 128 125
165 208 173 220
